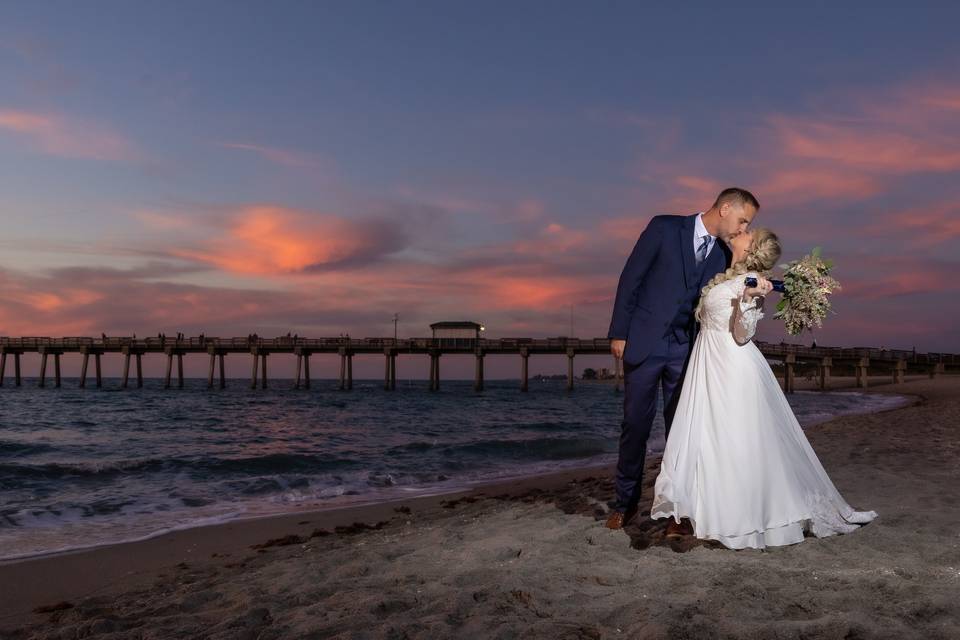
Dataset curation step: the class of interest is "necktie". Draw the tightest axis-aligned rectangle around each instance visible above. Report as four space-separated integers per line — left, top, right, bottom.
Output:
696 235 711 264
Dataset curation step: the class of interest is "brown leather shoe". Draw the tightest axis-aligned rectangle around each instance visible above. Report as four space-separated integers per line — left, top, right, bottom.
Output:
665 517 694 539
605 507 638 530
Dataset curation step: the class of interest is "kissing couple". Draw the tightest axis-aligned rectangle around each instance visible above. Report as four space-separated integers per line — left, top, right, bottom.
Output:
606 187 875 550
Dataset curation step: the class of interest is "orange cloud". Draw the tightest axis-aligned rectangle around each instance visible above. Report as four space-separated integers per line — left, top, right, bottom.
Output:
0 109 137 161
172 205 406 275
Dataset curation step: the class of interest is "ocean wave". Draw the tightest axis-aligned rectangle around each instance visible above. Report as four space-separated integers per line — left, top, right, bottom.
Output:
388 436 613 462
0 440 55 457
0 452 364 482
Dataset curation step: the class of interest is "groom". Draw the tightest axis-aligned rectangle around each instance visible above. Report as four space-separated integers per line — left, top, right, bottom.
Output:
605 187 759 531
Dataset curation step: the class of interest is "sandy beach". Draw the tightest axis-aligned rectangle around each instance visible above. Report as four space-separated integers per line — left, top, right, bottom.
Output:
2 376 958 639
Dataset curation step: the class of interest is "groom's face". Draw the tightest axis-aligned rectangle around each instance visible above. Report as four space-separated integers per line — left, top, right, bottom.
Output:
719 202 756 243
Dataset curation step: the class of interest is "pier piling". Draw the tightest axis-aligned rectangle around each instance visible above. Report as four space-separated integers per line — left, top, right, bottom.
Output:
520 349 529 392
819 357 832 390
260 353 267 389
122 352 131 389
783 353 796 394
165 353 174 389
39 351 48 388
855 357 870 388
474 350 484 392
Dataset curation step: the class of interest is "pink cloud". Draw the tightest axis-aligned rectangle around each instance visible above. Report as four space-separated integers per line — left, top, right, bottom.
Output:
0 109 138 161
863 201 960 249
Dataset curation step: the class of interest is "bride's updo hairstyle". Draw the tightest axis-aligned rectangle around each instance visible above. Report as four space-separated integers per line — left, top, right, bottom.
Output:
694 228 781 322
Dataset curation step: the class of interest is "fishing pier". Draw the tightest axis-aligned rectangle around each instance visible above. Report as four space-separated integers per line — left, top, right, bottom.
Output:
0 334 955 394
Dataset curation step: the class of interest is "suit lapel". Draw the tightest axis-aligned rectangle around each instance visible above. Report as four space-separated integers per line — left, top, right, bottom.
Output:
680 214 698 288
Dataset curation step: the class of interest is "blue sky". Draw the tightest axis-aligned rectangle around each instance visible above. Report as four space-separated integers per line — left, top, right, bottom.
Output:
2 2 959 376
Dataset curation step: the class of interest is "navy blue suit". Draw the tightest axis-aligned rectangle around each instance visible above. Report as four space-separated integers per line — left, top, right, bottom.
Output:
607 213 730 512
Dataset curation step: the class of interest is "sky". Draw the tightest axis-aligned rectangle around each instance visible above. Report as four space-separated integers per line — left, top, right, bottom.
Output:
1 2 959 378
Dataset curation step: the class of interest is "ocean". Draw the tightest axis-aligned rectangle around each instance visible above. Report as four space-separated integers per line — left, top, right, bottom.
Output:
0 378 910 561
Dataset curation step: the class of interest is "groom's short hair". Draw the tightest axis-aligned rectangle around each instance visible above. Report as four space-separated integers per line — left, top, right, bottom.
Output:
713 187 759 210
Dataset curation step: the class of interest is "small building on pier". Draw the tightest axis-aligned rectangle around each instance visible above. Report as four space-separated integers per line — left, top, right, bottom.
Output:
430 321 484 340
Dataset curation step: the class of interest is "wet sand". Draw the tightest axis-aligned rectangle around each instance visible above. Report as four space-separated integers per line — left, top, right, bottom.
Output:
2 376 958 639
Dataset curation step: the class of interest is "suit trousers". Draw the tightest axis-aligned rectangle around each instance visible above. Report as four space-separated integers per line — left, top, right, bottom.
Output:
614 332 692 512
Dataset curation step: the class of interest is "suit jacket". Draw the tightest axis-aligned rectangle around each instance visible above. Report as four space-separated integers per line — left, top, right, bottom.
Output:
608 213 731 365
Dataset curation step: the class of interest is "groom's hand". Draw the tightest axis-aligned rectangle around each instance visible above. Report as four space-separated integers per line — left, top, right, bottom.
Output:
610 339 626 360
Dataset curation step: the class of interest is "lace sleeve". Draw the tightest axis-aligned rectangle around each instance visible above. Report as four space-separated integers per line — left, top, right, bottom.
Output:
732 274 765 345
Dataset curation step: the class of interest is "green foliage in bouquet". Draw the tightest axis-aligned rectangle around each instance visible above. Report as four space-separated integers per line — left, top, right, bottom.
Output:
772 247 841 336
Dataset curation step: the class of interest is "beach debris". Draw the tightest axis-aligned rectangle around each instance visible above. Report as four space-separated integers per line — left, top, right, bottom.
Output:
250 534 306 549
32 601 74 614
334 520 389 535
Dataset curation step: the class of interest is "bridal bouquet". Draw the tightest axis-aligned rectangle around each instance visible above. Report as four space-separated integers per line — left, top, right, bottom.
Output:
772 247 841 336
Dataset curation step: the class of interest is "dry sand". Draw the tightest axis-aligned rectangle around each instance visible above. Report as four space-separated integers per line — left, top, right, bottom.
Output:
1 376 958 639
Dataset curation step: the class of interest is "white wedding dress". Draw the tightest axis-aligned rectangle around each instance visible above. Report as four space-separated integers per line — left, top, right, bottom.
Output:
651 271 877 550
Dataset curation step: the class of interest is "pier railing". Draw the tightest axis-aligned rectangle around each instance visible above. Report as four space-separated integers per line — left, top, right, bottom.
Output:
0 336 955 393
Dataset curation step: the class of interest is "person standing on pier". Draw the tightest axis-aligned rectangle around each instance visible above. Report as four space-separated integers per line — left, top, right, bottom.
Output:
605 188 758 531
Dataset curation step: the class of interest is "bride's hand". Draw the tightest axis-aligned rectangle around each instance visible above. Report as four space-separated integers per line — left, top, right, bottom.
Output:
744 276 773 300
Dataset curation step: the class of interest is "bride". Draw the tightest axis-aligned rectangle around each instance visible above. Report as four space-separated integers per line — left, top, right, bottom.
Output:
650 228 877 550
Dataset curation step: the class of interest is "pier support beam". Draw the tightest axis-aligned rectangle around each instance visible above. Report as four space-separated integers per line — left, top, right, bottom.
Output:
0 348 22 387
122 352 131 389
165 353 174 389
338 349 352 390
383 349 396 391
474 350 485 392
37 349 62 387
208 353 216 388
429 352 441 391
39 351 48 388
207 350 228 389
0 348 20 387
80 352 89 388
94 353 101 388
260 353 267 389
566 348 575 391
163 349 185 389
783 353 796 394
121 348 145 389
894 359 906 384
855 357 870 388
819 357 832 390
520 349 529 392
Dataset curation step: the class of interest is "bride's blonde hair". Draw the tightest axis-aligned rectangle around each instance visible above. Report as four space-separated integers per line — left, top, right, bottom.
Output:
694 228 781 322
